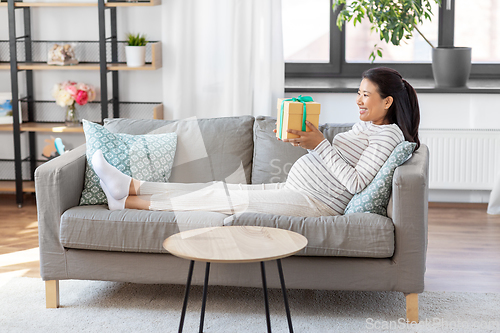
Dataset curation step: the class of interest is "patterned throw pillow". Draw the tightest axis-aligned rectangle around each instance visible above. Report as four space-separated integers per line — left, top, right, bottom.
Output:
79 120 177 205
344 141 416 216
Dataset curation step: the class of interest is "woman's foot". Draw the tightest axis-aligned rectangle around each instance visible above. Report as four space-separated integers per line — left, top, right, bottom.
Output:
100 180 127 210
91 149 131 202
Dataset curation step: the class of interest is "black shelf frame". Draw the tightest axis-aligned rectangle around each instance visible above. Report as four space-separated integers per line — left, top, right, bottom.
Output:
8 0 32 206
6 0 123 206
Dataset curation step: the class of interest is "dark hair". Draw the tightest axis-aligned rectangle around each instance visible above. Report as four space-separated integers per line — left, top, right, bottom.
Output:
362 67 420 149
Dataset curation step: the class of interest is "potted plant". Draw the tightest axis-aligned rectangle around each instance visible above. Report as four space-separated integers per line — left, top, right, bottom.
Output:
333 0 471 88
125 33 148 67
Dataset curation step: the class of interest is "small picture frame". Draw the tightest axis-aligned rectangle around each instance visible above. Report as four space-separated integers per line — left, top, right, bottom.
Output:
0 93 22 125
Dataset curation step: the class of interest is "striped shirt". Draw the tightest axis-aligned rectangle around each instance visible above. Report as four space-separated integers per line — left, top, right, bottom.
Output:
284 121 405 215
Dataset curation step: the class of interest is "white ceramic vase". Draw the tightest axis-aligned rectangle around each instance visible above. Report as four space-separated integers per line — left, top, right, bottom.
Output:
125 45 146 67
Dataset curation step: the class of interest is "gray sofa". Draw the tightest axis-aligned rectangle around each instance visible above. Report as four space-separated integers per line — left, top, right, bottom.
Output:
35 116 429 322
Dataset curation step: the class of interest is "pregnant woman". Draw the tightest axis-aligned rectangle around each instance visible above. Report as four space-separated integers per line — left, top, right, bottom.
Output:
92 67 420 217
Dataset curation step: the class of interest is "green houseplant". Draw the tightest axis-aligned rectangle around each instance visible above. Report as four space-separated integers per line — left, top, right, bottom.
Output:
333 0 472 88
125 33 148 67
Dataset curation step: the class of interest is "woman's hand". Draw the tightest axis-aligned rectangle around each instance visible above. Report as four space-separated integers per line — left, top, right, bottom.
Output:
283 121 325 150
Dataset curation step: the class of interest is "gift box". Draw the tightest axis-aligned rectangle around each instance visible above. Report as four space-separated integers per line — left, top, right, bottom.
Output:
276 96 320 140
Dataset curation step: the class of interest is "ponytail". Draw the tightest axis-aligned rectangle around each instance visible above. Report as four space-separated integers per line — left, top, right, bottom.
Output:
362 67 421 150
402 79 420 149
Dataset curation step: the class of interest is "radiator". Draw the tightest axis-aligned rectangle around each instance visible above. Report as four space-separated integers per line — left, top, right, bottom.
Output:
419 129 500 190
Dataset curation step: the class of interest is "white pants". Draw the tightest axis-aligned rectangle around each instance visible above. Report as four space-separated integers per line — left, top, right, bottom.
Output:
137 181 335 217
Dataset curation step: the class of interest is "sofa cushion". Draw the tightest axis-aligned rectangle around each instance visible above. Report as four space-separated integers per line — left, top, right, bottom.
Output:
60 206 229 253
320 123 355 142
104 116 254 184
251 116 353 184
224 212 394 258
251 116 307 184
79 120 178 205
344 141 416 216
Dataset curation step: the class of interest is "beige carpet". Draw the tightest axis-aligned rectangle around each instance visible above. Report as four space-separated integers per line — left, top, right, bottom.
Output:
2 277 499 333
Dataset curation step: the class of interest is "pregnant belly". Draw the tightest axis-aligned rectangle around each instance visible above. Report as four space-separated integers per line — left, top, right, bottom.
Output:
286 154 345 198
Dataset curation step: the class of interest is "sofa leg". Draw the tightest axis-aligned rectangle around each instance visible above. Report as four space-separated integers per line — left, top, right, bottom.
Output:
405 293 418 323
45 280 60 308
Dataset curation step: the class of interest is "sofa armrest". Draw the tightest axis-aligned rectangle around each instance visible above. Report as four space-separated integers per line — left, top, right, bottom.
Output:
35 144 87 280
391 144 430 293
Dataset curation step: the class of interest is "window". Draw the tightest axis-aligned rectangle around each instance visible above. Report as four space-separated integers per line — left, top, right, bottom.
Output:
282 0 330 63
283 0 500 78
345 2 439 63
455 0 500 63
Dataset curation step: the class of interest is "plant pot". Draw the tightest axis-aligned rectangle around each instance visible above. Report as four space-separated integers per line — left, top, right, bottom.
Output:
432 47 472 88
125 45 146 67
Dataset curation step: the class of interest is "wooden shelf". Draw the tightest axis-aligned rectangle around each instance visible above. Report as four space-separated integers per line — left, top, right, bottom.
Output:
106 0 161 7
21 122 84 133
0 181 35 193
3 42 161 71
14 2 96 7
0 123 14 131
0 122 84 133
7 1 160 8
18 63 101 70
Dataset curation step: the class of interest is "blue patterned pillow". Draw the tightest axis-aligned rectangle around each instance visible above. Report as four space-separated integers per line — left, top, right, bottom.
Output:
344 141 416 216
79 120 177 205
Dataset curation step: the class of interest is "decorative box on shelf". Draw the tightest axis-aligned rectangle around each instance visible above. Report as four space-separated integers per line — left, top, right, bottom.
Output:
47 44 79 66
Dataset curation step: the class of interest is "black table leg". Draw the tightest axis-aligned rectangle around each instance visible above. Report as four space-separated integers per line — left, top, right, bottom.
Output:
277 259 294 333
261 261 272 333
199 262 210 333
179 260 195 333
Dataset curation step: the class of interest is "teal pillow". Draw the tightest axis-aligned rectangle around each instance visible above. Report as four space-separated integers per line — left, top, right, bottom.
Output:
79 119 177 205
344 141 416 216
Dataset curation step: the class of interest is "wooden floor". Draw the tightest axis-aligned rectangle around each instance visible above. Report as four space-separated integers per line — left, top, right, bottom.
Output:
1 194 500 292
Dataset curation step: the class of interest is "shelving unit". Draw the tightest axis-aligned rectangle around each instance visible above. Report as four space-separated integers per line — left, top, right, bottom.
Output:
3 0 162 206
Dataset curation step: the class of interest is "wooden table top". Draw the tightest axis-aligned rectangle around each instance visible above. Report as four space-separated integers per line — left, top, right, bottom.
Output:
163 226 308 264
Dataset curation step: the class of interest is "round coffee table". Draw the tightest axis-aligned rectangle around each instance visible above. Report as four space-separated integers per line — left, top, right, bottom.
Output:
163 226 308 333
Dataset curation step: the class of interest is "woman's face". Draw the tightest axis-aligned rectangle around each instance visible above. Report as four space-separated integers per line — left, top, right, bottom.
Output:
356 78 393 125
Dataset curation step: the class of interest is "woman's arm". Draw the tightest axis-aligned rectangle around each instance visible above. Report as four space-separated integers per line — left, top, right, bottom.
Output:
313 125 403 194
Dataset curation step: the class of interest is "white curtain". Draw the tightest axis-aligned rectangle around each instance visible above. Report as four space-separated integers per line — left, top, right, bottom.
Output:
161 0 284 119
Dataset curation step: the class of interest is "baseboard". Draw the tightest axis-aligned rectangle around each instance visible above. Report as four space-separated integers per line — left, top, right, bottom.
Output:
429 189 491 204
428 202 488 209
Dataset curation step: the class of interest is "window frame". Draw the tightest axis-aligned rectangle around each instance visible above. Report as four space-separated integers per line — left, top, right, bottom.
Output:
285 0 500 79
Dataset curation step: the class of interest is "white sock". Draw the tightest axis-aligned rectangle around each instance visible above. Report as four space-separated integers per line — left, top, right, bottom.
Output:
91 149 131 200
100 180 127 210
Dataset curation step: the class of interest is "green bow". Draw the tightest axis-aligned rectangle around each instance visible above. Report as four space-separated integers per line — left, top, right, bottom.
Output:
278 95 314 139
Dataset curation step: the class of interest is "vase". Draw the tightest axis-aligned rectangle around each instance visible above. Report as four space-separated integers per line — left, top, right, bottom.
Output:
65 104 79 127
125 45 146 67
432 47 472 88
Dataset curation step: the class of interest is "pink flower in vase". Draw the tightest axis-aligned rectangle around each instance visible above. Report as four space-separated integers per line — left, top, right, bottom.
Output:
75 90 89 106
77 83 90 92
65 84 78 98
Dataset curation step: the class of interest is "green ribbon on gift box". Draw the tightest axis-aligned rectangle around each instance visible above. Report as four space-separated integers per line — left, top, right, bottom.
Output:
278 95 314 140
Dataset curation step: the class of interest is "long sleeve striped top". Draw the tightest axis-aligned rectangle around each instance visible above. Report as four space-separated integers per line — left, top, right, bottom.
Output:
284 121 405 215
